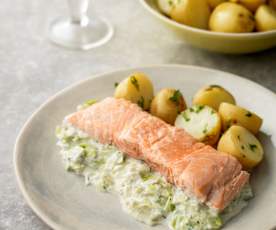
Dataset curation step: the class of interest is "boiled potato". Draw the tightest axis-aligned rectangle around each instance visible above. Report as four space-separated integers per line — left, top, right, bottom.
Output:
150 88 186 124
209 2 255 33
219 102 263 134
157 0 177 15
230 0 266 12
217 125 264 169
171 0 211 29
114 72 154 110
175 105 221 145
255 5 276 31
207 0 227 9
193 85 236 111
269 0 276 9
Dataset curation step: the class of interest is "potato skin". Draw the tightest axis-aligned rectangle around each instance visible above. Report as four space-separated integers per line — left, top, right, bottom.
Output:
193 85 236 111
114 72 154 110
209 2 255 33
207 0 227 9
230 0 266 12
217 125 264 169
255 5 276 31
218 102 263 134
150 88 186 124
171 0 211 29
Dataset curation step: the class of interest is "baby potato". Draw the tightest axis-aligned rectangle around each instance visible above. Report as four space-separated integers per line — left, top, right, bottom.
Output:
217 125 264 169
150 88 186 124
219 102 263 134
207 0 227 9
171 0 211 29
255 5 276 31
230 0 266 12
193 85 236 111
114 72 154 110
157 0 176 15
209 2 255 33
175 105 221 145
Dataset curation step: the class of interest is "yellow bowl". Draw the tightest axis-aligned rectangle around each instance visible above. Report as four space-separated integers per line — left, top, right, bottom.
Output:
140 0 276 54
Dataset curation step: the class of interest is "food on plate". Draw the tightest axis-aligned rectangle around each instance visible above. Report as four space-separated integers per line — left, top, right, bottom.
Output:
170 0 211 29
193 85 236 111
150 88 186 124
77 98 97 110
218 102 263 134
157 0 176 15
209 2 255 33
56 121 253 229
56 74 265 230
114 72 154 110
175 105 221 145
217 125 264 169
255 5 276 31
230 0 266 12
208 0 227 9
67 97 249 211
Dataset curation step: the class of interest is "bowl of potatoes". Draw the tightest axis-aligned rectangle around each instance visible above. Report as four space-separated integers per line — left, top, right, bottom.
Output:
140 0 276 54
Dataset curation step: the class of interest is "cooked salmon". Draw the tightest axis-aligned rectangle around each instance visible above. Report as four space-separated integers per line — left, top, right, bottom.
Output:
67 97 249 211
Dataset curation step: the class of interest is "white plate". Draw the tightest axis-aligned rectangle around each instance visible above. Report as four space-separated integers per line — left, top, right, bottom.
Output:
14 65 276 230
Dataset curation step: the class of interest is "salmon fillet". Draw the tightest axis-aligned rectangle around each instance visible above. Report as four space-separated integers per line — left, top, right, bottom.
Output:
67 97 249 211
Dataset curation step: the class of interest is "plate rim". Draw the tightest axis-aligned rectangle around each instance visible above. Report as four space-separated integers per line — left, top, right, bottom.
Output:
13 64 276 230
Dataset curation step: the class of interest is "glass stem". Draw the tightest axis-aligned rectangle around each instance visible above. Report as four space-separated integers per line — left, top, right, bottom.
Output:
67 0 90 25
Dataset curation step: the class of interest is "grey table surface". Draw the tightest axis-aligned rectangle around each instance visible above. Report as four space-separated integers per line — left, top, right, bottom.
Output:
1 0 276 229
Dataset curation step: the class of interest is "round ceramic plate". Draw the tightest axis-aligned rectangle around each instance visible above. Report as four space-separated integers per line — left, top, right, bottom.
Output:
14 65 276 230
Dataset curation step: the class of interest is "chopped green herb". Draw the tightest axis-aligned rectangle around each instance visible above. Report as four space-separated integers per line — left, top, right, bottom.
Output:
137 96 144 109
169 90 182 106
195 105 204 113
205 85 222 91
78 99 97 110
249 144 257 152
114 82 119 88
246 111 252 117
189 107 194 112
211 110 215 115
226 122 231 130
168 0 173 5
80 143 88 148
130 76 139 90
84 99 97 106
203 124 208 134
139 171 151 181
210 85 222 88
182 113 190 122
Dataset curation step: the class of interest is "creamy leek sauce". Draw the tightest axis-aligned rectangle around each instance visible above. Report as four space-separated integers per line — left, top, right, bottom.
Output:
56 121 252 230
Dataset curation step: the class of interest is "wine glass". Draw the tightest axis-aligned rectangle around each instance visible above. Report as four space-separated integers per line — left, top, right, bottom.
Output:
49 0 114 50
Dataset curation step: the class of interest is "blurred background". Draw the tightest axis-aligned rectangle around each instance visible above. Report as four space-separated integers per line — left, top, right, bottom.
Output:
1 0 276 229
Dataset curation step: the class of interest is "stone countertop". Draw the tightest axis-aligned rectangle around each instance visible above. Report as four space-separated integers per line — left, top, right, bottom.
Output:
0 0 276 229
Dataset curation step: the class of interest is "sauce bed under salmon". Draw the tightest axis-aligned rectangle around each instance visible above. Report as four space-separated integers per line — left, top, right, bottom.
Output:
67 97 249 211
